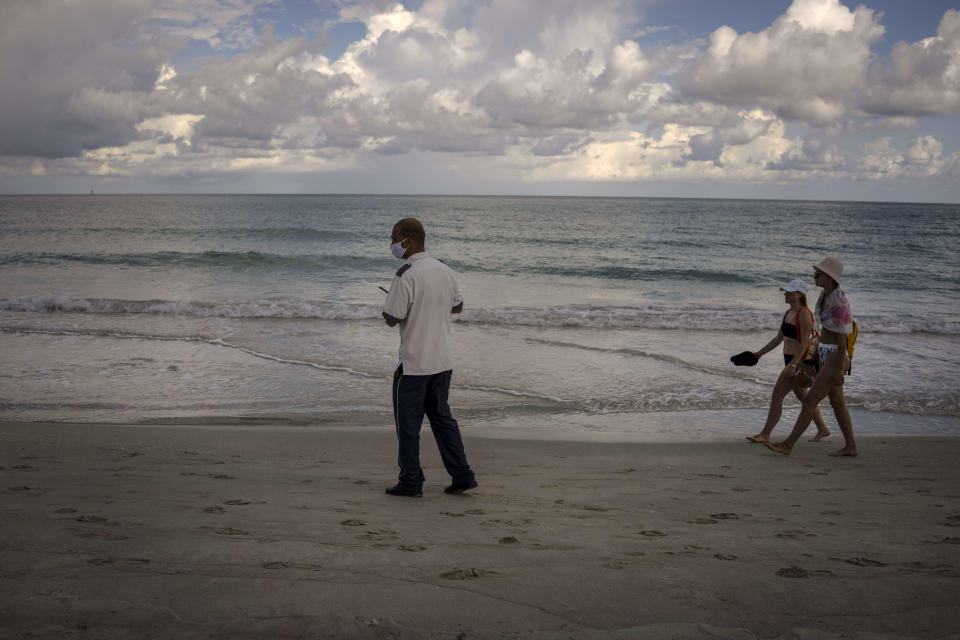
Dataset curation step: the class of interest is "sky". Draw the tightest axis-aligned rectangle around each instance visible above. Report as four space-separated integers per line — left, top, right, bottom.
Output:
1 0 959 202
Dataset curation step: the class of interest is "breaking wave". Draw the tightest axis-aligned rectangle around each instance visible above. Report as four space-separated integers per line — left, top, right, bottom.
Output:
0 295 955 334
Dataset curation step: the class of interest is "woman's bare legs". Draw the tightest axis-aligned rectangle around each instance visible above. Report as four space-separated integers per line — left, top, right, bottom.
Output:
747 366 794 443
764 366 837 455
826 385 856 456
794 385 830 441
748 367 830 443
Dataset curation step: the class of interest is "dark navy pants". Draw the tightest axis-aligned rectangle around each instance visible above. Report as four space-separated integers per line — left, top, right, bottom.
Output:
392 365 474 489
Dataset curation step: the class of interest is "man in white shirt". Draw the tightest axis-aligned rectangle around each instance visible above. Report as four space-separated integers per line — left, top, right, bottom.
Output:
382 218 477 497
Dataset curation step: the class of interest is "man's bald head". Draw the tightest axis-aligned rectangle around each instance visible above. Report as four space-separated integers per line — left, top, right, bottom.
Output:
392 218 425 248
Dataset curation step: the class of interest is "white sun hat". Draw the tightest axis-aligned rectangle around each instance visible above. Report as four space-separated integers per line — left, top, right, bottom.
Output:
813 257 844 283
779 279 808 294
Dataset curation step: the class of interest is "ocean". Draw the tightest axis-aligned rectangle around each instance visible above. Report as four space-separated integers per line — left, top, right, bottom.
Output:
2 194 959 438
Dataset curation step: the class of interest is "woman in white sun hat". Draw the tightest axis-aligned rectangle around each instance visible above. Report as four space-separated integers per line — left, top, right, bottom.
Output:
746 278 830 444
767 257 857 457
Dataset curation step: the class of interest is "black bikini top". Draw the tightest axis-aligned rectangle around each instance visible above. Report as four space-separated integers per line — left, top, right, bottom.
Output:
782 308 813 341
781 319 797 338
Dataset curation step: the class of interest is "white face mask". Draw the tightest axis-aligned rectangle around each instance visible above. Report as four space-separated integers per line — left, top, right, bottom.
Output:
390 238 408 259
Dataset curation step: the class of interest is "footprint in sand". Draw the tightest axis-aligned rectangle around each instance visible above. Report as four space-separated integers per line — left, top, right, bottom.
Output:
776 530 818 539
9 486 32 492
55 508 78 514
224 499 251 505
710 513 742 520
833 557 888 567
502 518 533 526
202 506 226 514
638 530 667 537
76 531 128 541
75 515 120 527
439 568 499 580
262 561 293 569
86 558 149 566
714 554 738 561
941 537 960 545
689 518 718 525
180 472 237 480
341 519 366 527
215 528 250 536
776 566 834 578
465 509 485 515
360 531 385 541
667 545 707 557
603 559 630 569
499 536 519 544
399 545 426 552
359 529 400 542
442 512 465 518
902 561 954 573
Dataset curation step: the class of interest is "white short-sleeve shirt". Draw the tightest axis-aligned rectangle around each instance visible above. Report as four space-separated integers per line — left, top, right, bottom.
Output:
382 252 463 375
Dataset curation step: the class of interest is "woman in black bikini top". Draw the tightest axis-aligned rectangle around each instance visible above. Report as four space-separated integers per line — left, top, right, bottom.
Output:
745 279 830 444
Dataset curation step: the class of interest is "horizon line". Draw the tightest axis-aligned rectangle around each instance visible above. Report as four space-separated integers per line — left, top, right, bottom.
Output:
1 192 957 206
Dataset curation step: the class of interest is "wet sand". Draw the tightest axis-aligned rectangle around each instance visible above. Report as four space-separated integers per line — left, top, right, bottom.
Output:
2 421 959 639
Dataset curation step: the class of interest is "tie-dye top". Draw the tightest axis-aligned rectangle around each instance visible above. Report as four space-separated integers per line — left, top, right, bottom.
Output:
816 288 853 335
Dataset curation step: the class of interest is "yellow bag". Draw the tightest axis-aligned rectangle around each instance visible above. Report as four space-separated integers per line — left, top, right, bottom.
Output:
845 320 858 374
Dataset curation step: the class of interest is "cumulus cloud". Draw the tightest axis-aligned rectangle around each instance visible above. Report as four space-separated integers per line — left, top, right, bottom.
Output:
1 0 959 197
861 9 960 116
527 113 801 183
0 0 166 157
475 47 663 131
155 34 355 149
680 0 884 125
686 109 781 164
768 138 843 171
858 135 960 178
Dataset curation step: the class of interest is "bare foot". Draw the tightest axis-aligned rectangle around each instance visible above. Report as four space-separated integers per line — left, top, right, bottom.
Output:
809 430 831 442
765 442 792 456
746 434 770 443
828 446 858 457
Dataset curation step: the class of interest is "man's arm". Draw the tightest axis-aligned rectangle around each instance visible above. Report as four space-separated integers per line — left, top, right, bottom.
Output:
451 272 463 314
382 269 411 327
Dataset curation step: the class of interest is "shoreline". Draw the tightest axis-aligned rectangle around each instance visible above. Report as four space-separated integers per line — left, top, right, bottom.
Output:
2 421 959 638
1 405 957 442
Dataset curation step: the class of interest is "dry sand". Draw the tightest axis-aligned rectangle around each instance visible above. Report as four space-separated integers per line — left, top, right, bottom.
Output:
2 421 959 639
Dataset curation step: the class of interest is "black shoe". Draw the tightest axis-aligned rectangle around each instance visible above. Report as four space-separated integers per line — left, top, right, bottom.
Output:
444 479 478 494
385 484 422 497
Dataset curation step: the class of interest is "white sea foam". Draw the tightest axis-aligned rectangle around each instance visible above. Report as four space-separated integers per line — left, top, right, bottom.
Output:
0 295 381 320
1 294 955 334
